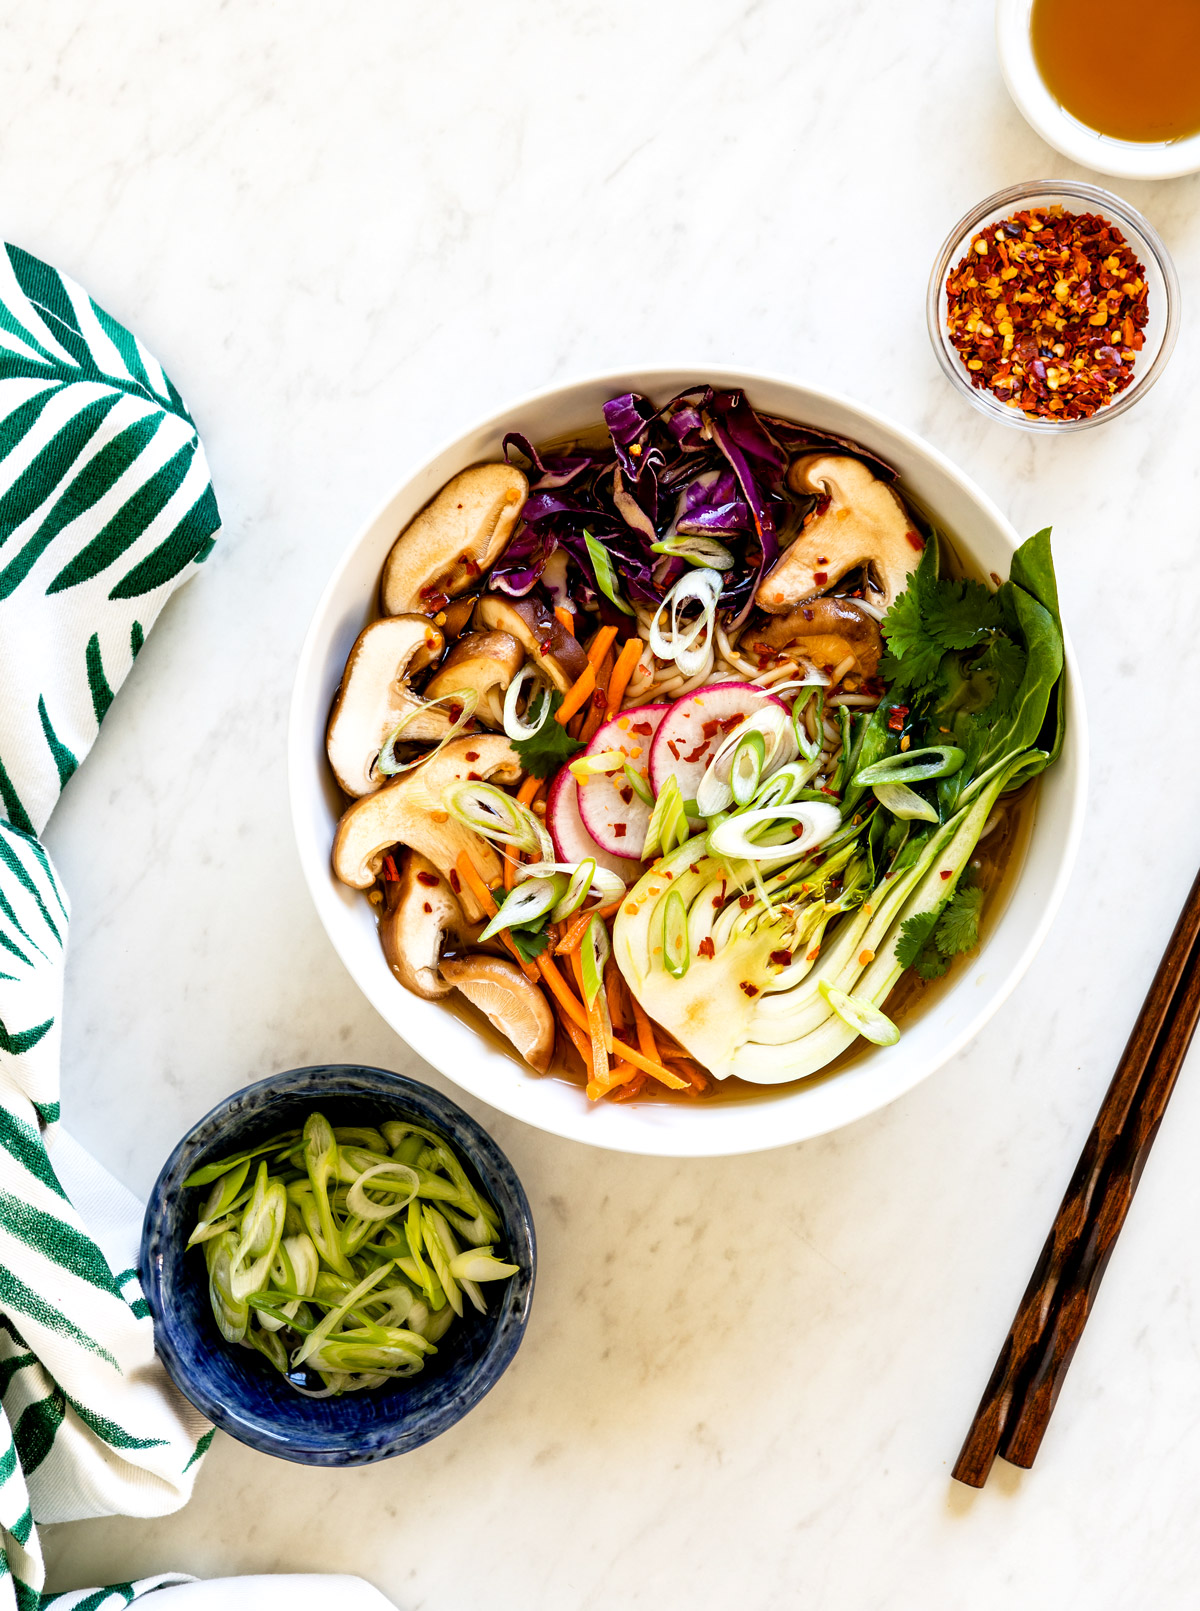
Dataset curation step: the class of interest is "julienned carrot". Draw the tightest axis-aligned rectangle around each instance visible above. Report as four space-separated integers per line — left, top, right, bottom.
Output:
588 1059 637 1102
555 663 596 726
611 1073 647 1102
586 625 618 670
605 637 644 717
517 776 543 807
455 853 538 981
555 605 575 636
586 992 611 1090
631 995 661 1064
502 849 520 891
535 954 590 1034
556 909 594 955
535 954 687 1089
568 946 587 1003
561 1012 594 1078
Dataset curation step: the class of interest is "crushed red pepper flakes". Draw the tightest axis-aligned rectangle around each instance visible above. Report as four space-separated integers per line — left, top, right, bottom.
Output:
739 981 759 998
415 869 438 887
945 205 1148 422
697 936 716 959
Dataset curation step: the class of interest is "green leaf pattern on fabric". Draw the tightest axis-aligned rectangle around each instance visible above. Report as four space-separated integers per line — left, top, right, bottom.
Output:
0 245 215 1609
0 243 221 838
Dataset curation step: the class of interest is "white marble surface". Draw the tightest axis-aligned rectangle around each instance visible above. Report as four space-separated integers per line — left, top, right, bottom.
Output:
11 0 1200 1604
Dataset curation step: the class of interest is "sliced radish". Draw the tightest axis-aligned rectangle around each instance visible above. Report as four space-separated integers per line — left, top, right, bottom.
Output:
546 765 642 880
575 704 670 859
648 683 788 801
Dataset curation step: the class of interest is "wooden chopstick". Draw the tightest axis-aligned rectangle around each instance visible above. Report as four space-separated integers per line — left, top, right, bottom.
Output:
952 865 1200 1488
999 934 1200 1467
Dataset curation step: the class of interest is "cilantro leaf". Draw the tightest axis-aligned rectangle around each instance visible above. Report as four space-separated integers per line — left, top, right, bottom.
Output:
896 908 950 981
921 578 1003 650
934 883 983 958
511 691 585 778
895 910 938 971
508 923 551 962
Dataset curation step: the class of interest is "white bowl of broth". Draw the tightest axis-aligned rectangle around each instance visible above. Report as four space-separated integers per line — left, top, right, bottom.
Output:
288 369 1087 1157
997 0 1200 178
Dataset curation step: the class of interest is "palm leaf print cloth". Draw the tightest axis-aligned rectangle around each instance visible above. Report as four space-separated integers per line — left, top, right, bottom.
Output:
0 244 220 1609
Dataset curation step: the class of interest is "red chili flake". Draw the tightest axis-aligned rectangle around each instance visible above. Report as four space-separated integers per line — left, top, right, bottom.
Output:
806 946 821 962
682 740 711 764
420 586 450 611
464 750 479 762
769 949 792 967
739 981 759 997
613 823 627 838
905 531 925 551
415 869 438 887
940 869 952 880
945 204 1148 422
449 869 461 893
813 571 829 586
697 936 715 959
739 894 754 909
668 739 681 760
689 863 700 874
467 771 482 781
701 719 721 739
591 689 606 708
631 721 652 735
447 702 464 724
887 705 909 733
383 854 401 882
422 901 432 914
816 555 828 564
619 786 634 805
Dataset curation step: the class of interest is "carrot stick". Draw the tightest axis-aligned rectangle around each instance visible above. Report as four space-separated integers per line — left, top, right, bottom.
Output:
586 993 610 1092
502 848 520 891
561 1012 594 1078
535 952 678 1087
588 1059 638 1102
517 776 543 807
568 945 586 1003
536 954 590 1033
631 996 661 1065
555 664 596 726
605 637 644 717
586 625 618 671
555 909 594 955
554 605 575 635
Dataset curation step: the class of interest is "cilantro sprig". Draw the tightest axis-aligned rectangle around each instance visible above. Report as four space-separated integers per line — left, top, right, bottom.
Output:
895 881 984 982
510 690 585 778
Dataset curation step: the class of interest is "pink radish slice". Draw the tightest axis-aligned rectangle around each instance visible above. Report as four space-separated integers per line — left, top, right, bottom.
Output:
546 765 642 881
648 683 789 801
575 704 670 859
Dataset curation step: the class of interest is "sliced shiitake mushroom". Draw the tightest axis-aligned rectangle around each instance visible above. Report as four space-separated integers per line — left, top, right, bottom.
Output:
753 597 884 678
382 464 527 616
423 632 524 729
474 593 588 694
756 455 921 614
326 616 453 798
331 734 522 920
439 955 556 1073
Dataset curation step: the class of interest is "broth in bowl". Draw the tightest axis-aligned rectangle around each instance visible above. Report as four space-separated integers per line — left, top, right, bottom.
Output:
322 386 1066 1110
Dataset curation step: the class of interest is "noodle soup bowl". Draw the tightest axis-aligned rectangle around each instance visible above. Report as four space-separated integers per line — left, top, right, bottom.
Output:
289 368 1087 1158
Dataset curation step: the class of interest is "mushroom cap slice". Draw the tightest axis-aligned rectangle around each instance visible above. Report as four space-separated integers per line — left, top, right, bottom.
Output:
331 734 522 920
382 463 528 617
439 954 556 1073
752 597 884 678
380 850 466 1000
326 615 454 798
756 455 922 615
424 631 524 729
474 593 588 694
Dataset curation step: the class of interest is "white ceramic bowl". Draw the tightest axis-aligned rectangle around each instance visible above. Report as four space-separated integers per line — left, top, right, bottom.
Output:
996 0 1200 179
288 368 1087 1158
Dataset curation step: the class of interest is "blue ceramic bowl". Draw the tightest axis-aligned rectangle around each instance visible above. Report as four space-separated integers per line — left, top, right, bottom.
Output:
140 1065 535 1465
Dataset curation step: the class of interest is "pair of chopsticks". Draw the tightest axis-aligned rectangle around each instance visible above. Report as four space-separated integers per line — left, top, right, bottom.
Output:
952 867 1200 1487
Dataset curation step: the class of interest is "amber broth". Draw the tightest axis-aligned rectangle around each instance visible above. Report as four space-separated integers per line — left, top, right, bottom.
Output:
1031 0 1200 143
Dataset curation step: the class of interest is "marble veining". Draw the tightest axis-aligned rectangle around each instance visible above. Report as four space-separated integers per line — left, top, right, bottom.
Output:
12 0 1200 1604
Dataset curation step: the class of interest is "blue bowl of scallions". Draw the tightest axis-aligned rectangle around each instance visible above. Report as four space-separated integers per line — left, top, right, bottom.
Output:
140 1065 536 1465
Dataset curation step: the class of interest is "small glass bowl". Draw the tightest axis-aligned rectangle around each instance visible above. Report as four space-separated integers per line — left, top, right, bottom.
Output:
927 180 1180 435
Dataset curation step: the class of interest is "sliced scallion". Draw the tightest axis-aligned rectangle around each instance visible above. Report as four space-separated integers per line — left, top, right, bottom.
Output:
853 745 966 787
662 889 690 979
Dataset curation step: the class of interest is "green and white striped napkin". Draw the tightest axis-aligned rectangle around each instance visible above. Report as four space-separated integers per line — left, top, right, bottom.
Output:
0 244 220 1609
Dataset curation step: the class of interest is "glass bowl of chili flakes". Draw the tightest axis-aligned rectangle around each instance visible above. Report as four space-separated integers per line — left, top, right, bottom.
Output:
927 179 1179 433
